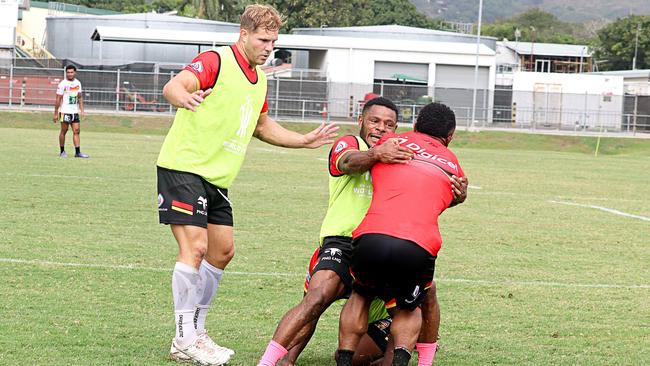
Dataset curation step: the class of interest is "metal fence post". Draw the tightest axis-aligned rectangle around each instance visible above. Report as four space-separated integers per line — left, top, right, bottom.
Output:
115 68 120 111
20 79 25 107
632 94 638 135
8 64 13 107
301 99 306 121
411 104 416 124
275 77 279 120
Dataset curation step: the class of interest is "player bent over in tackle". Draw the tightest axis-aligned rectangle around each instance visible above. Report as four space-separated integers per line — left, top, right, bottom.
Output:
259 98 467 366
257 97 411 366
337 103 465 366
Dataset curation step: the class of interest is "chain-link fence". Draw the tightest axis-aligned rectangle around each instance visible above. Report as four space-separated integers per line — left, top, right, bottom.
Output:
1 62 649 134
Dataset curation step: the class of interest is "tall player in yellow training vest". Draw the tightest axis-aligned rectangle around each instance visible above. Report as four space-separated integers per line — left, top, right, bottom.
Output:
157 5 338 365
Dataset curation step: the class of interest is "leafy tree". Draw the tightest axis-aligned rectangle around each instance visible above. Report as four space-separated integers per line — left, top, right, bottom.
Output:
45 0 149 12
265 0 440 31
48 0 440 30
594 15 650 71
150 0 245 22
482 8 583 44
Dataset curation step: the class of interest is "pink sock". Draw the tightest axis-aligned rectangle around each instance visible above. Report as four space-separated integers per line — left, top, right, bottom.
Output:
416 342 438 366
258 340 288 366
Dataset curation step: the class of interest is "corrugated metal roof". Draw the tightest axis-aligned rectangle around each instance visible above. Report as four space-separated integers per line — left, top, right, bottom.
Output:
589 69 650 78
504 41 591 57
50 12 239 27
91 26 496 56
295 24 474 36
293 24 497 50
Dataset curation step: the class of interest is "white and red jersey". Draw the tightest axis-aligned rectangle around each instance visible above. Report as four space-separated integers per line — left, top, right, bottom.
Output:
56 78 82 114
353 131 464 256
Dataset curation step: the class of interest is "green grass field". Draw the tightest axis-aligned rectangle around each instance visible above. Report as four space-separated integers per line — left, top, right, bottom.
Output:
0 111 649 365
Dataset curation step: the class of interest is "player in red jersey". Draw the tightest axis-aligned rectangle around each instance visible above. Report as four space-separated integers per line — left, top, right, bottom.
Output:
336 103 464 366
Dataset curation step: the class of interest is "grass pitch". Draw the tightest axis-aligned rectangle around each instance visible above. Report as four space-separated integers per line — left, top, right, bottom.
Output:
0 112 648 365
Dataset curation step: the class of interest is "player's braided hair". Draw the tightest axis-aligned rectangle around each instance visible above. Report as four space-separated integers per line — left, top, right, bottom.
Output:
362 97 399 120
415 102 456 138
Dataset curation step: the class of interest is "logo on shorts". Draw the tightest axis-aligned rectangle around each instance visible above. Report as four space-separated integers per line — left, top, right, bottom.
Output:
404 285 421 304
334 141 348 153
197 196 207 216
157 193 164 208
190 61 203 73
324 248 342 257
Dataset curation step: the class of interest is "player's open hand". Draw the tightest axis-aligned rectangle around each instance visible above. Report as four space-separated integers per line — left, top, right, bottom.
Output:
180 88 212 112
302 122 339 148
450 175 468 205
373 138 414 164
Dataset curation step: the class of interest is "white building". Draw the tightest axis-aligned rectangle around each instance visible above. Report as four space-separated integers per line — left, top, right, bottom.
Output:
91 23 497 120
511 71 624 130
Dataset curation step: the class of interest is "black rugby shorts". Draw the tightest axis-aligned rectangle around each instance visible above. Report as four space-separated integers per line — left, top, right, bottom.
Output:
157 166 233 228
351 233 436 311
310 236 354 297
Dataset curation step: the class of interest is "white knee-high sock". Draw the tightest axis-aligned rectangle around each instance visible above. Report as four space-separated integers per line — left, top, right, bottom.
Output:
194 259 223 332
172 262 199 348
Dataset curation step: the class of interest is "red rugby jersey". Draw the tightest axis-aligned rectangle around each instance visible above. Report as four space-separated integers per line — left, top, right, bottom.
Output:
184 45 269 113
352 131 464 256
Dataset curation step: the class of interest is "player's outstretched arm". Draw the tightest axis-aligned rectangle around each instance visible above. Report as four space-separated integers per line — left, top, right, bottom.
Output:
254 114 339 148
449 175 468 207
338 138 413 175
162 70 211 112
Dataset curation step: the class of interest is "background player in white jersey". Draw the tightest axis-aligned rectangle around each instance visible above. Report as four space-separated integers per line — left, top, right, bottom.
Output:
53 65 88 158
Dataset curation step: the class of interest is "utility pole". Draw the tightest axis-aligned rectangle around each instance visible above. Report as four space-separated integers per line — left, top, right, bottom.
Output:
470 0 484 127
632 22 640 70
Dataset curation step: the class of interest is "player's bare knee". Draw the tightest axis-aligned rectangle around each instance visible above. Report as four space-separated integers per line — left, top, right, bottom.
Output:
191 242 208 260
220 245 235 263
428 281 437 296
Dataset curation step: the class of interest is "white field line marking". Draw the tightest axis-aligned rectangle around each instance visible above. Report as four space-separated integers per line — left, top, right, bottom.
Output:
549 200 650 222
3 173 149 183
0 258 297 277
468 185 481 189
1 258 648 289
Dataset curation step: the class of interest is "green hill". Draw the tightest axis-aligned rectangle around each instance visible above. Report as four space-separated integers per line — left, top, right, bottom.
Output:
412 0 650 23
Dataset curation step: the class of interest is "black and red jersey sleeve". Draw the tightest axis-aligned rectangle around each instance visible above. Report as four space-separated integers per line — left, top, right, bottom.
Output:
184 51 220 90
329 135 361 176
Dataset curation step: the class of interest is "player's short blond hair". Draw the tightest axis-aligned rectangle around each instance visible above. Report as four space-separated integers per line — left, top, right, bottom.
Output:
240 4 285 32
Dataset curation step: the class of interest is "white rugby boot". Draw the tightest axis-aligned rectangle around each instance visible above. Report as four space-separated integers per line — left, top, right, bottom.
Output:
172 336 231 366
197 330 235 357
169 340 192 362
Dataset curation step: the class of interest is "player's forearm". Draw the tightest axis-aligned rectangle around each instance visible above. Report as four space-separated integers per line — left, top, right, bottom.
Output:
338 149 379 175
254 117 308 148
255 123 306 148
53 96 62 115
162 80 186 108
